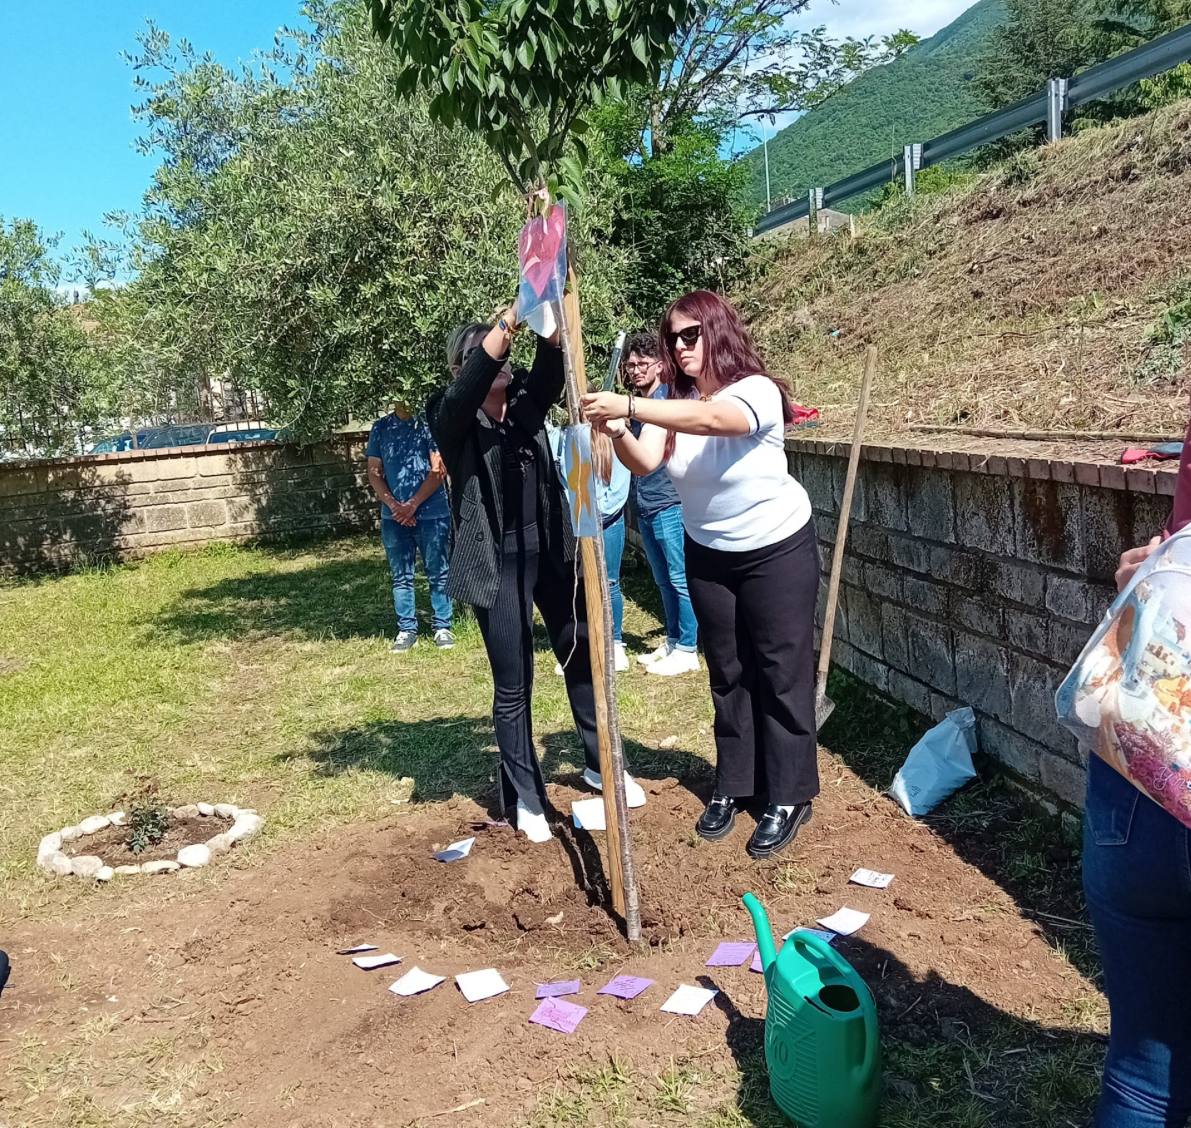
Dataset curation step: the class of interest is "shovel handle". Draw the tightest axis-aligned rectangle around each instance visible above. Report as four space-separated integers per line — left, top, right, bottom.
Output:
816 346 877 692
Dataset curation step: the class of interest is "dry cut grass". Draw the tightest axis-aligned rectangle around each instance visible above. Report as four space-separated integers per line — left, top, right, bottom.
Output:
743 99 1191 439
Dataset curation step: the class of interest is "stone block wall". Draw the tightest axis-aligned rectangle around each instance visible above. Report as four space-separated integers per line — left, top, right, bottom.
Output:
0 437 376 574
790 438 1179 809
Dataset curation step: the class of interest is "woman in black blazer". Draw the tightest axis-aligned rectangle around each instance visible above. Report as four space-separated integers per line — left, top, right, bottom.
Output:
426 309 645 843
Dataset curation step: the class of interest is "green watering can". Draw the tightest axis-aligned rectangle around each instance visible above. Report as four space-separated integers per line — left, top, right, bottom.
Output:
743 892 881 1128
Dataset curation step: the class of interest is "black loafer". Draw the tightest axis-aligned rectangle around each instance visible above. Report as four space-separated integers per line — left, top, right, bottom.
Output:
696 794 737 841
746 803 812 859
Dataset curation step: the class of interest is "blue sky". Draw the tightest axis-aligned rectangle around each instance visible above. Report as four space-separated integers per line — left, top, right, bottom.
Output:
2 0 970 279
0 1 303 273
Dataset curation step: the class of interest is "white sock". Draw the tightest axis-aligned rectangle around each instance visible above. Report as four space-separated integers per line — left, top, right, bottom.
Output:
777 804 796 815
516 799 553 843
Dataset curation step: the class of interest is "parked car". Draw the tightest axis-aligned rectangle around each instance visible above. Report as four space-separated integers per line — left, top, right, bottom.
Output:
87 422 283 454
139 423 216 450
207 426 283 445
88 428 161 453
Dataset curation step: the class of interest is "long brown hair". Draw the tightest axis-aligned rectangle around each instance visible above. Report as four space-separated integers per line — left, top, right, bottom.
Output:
591 430 614 485
658 290 794 459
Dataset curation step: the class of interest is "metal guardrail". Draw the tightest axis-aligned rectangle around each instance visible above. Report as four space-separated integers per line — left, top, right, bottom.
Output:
754 21 1191 235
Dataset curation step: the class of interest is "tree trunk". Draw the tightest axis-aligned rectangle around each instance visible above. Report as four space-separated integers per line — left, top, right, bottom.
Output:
556 267 641 942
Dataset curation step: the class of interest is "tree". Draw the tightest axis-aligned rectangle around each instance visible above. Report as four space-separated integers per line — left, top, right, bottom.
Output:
0 218 106 456
1092 0 1191 51
974 0 1094 111
642 0 917 157
366 0 702 200
975 0 1191 116
600 120 752 321
93 2 634 438
368 0 713 939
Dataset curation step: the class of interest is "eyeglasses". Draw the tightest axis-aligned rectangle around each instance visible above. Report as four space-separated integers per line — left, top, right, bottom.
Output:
665 324 702 350
623 359 657 371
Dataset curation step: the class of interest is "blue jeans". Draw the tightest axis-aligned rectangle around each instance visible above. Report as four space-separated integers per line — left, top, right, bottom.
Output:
603 513 625 643
637 505 698 649
1083 753 1191 1127
380 516 452 633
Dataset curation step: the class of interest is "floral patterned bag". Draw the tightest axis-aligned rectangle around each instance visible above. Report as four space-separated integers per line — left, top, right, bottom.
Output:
1056 526 1191 828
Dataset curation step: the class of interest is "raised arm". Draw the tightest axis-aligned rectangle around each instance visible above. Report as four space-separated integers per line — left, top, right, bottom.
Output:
427 316 517 454
522 334 565 416
606 421 667 476
582 390 750 437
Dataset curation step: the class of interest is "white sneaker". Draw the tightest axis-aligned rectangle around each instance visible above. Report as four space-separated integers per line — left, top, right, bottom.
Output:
516 799 553 843
637 640 673 666
646 648 701 677
554 661 564 677
614 642 629 672
582 767 647 809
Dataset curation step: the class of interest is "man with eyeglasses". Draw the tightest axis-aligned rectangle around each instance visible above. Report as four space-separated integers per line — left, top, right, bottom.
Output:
622 332 700 676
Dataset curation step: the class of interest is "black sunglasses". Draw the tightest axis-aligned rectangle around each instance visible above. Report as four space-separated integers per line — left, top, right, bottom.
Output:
666 324 702 350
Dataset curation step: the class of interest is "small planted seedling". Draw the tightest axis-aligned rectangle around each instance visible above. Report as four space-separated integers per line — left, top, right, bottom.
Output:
127 800 172 855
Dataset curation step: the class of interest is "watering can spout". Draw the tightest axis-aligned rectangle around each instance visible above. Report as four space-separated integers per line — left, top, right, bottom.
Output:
743 892 777 972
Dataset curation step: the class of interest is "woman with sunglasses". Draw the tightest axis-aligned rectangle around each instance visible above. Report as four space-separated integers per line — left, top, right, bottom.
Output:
582 290 817 859
428 307 646 844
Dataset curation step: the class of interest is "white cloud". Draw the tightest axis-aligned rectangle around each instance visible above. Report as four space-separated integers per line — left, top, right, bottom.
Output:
804 0 975 43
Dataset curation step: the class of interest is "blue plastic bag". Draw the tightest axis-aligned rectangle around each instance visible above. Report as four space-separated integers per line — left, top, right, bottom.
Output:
889 707 977 816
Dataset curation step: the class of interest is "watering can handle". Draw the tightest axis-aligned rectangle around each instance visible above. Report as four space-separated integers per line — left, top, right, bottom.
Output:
790 933 879 1078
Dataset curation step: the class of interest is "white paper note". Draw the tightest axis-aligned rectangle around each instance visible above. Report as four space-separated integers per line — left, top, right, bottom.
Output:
659 984 718 1016
389 967 446 996
816 908 870 936
783 926 837 944
353 952 402 970
571 798 607 831
434 837 476 862
456 968 510 1003
850 868 894 889
337 944 378 955
525 300 557 339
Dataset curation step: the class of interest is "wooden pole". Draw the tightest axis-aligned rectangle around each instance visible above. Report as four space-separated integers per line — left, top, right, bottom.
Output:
556 267 640 940
815 345 876 730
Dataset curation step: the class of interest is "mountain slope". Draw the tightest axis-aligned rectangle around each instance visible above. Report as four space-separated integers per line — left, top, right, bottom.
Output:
744 0 1007 206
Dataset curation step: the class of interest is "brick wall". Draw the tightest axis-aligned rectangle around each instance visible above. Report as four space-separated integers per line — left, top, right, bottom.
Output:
0 437 376 574
791 438 1178 810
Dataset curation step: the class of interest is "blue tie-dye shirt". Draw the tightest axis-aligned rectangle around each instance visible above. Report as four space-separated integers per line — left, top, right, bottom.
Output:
366 413 448 521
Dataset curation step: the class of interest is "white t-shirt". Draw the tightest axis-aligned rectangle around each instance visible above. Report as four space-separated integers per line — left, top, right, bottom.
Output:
665 374 812 552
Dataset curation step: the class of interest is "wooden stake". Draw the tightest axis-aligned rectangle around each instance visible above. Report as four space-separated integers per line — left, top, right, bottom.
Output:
557 267 640 940
814 344 876 730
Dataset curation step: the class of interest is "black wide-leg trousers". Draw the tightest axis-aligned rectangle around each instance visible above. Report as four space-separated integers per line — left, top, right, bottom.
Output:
684 521 821 806
474 536 601 815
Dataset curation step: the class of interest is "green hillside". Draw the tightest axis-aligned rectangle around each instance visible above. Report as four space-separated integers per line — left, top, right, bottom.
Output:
744 0 1007 206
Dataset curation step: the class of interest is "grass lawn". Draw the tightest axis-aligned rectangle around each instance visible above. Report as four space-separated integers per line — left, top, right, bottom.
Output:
0 536 1105 1127
0 535 713 919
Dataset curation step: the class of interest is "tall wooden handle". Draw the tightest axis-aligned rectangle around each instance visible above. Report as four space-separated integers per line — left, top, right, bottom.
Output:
817 345 876 690
558 268 639 939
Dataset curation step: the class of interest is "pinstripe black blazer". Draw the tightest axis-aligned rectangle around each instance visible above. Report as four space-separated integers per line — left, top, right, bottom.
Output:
426 338 575 609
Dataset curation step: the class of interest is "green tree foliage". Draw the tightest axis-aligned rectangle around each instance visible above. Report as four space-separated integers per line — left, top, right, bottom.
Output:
600 121 752 321
0 218 105 456
974 0 1191 133
95 3 633 437
642 0 915 156
365 0 702 200
974 0 1094 110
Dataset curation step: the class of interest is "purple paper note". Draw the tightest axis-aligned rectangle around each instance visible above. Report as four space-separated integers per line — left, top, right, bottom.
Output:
529 996 588 1034
536 979 581 999
597 975 654 1000
706 941 757 967
749 949 765 973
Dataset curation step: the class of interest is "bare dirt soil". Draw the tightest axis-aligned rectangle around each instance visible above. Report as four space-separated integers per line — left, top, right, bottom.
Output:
1 747 1099 1128
63 817 219 866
